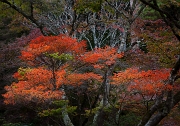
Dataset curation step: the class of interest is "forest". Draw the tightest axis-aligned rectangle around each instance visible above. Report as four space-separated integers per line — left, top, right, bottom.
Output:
0 0 180 126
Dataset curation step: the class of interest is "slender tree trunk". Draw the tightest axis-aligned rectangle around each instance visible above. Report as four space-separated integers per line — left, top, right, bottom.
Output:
103 69 110 106
91 24 98 49
118 27 129 53
50 58 57 90
62 105 74 126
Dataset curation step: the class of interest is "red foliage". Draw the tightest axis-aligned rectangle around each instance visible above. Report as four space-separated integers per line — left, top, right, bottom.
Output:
3 34 174 111
0 28 42 77
81 46 124 68
3 67 64 104
63 72 102 86
3 35 102 105
20 34 86 62
112 68 171 95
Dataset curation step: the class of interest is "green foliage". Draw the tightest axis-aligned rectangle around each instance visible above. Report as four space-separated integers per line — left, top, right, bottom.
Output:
17 67 31 76
140 6 161 20
0 15 29 43
85 105 115 117
85 107 99 117
0 1 30 43
141 0 180 20
66 106 77 114
1 0 64 15
39 108 62 117
45 52 73 61
118 112 141 126
160 0 180 18
39 100 77 117
0 0 64 41
39 106 77 117
75 0 103 13
146 41 180 67
52 100 69 107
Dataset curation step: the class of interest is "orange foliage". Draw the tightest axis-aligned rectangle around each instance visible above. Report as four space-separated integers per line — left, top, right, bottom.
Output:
25 67 53 88
3 66 102 104
81 46 124 67
21 51 35 61
3 86 63 105
4 34 173 107
112 68 171 95
56 69 66 88
20 34 86 62
63 72 102 86
3 35 106 105
3 67 63 104
13 72 24 80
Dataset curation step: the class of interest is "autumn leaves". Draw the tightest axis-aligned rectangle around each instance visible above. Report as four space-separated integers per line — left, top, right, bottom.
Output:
3 34 171 106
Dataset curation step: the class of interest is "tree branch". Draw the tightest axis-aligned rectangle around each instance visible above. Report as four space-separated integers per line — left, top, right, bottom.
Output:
139 0 180 41
0 0 48 35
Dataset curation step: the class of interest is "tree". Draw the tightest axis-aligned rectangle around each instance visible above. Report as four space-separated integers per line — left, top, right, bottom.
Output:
0 0 147 51
137 56 180 126
1 1 180 125
0 28 42 82
75 0 147 52
140 0 180 41
2 35 102 125
3 34 179 126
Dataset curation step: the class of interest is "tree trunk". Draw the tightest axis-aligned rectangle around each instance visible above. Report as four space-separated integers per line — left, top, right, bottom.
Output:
62 105 74 126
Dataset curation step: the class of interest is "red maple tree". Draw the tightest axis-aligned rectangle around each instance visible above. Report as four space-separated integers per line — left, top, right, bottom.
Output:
2 34 100 105
3 34 179 126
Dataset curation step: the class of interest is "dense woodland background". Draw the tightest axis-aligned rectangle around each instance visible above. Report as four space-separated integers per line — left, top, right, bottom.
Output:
0 0 180 126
